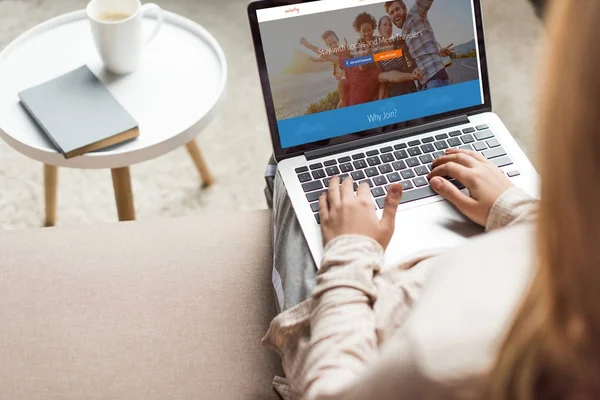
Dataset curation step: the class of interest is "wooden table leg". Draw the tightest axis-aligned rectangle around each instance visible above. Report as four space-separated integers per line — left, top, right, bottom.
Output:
111 167 136 222
44 164 58 227
185 140 215 188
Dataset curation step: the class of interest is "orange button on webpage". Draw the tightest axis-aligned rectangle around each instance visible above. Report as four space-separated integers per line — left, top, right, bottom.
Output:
374 49 403 62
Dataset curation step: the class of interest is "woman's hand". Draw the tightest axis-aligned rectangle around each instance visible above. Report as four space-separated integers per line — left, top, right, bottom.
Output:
428 148 514 226
319 177 404 249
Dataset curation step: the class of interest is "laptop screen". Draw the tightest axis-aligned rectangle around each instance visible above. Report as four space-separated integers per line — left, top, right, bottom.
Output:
255 0 485 150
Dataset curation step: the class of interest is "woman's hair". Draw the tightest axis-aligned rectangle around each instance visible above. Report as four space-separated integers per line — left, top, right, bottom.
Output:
487 0 600 398
353 12 376 33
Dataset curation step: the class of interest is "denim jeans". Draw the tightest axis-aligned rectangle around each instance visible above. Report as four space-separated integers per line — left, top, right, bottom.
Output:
423 78 451 90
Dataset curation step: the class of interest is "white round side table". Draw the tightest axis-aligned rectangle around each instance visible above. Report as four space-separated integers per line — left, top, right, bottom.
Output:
0 10 227 226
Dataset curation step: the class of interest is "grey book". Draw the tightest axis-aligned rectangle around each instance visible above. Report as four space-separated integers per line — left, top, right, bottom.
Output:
18 65 139 159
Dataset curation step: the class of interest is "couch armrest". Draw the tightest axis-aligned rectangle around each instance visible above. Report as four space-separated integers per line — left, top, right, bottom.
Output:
0 211 281 400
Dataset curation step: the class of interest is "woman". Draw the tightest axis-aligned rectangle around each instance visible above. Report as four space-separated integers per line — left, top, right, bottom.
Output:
264 0 600 399
376 15 419 99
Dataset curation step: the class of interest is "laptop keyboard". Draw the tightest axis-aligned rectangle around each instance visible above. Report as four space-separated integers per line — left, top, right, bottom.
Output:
295 125 520 224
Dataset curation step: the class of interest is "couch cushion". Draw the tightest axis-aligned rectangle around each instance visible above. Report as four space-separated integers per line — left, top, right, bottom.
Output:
0 211 282 400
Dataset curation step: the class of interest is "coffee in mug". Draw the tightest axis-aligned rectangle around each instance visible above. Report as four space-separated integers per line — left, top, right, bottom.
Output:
87 0 164 75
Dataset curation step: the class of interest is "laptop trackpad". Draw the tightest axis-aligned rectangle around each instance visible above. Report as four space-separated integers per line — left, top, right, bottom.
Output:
384 200 484 268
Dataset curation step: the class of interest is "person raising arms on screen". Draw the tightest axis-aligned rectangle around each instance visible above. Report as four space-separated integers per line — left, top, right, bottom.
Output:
385 0 451 90
305 30 350 109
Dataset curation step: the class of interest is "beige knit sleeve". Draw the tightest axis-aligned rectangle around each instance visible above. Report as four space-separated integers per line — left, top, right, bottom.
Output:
300 234 384 400
485 187 539 232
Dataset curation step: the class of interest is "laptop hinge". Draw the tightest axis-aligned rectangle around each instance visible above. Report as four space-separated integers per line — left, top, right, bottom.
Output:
304 115 470 161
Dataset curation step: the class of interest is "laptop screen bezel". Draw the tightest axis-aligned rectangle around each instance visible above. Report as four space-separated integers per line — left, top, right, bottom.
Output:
247 0 492 161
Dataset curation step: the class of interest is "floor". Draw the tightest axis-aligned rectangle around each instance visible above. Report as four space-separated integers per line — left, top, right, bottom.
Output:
0 0 543 230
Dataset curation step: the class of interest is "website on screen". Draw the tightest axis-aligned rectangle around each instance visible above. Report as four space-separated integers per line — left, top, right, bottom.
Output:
257 0 483 148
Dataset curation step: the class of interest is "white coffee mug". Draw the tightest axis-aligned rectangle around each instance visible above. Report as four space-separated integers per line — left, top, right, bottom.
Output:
87 0 164 75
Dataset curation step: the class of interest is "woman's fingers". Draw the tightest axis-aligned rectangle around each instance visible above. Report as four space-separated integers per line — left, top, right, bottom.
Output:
432 152 477 169
428 162 474 185
327 176 341 209
445 148 488 163
340 176 355 203
430 177 476 212
380 184 403 234
356 181 372 203
319 192 329 222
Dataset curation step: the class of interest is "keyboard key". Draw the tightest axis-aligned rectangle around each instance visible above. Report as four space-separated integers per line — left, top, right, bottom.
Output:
298 173 312 183
386 172 402 182
379 164 393 174
460 144 473 151
462 127 476 134
338 156 351 163
353 159 368 169
312 169 326 179
324 160 337 167
473 142 487 152
427 164 434 171
371 187 386 198
413 177 428 187
381 146 393 153
419 154 434 164
377 186 437 208
492 156 513 168
449 130 462 137
394 150 409 160
415 166 429 176
359 179 374 188
448 138 462 147
352 153 366 160
434 140 449 150
483 146 507 159
394 143 408 150
380 153 395 163
374 176 388 186
351 170 366 180
476 124 489 131
392 160 407 171
406 157 420 168
474 130 494 141
367 156 381 166
325 166 340 176
307 190 326 202
314 213 321 224
450 180 466 190
366 149 379 156
340 163 354 173
421 143 435 153
461 134 475 144
487 138 500 148
421 137 435 143
295 166 308 173
508 170 521 178
323 177 330 187
433 151 445 159
400 180 414 191
401 169 415 179
365 167 379 177
435 133 448 140
339 174 349 181
302 180 323 193
408 140 421 147
310 163 323 170
408 147 422 156
310 202 320 212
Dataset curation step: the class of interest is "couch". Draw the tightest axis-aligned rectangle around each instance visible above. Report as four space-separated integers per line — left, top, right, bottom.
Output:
0 211 282 399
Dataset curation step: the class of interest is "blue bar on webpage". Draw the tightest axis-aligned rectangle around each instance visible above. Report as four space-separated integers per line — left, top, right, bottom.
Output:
277 80 483 149
344 55 374 68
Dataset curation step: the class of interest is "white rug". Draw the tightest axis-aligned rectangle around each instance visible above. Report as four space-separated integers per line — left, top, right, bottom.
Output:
0 0 543 230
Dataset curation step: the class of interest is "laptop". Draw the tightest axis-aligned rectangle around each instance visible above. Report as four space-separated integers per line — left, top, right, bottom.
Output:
247 0 539 268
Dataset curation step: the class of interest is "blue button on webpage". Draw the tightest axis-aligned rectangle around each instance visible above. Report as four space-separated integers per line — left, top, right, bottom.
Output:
344 55 374 68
